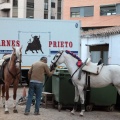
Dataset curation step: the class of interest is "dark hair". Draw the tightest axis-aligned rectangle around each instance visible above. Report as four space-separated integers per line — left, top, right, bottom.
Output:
40 57 47 61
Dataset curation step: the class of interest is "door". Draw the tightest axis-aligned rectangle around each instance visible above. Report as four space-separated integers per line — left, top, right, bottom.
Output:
90 44 109 65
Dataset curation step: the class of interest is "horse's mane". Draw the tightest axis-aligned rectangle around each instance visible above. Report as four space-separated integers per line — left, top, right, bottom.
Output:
65 50 83 67
65 50 81 61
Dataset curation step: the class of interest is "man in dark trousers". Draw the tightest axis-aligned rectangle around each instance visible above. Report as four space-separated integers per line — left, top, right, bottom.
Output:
24 57 54 115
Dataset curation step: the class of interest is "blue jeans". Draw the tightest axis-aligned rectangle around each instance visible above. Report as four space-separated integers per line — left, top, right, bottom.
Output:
25 82 43 113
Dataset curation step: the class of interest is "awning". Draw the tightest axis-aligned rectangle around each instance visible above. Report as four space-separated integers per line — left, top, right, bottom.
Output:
85 43 109 46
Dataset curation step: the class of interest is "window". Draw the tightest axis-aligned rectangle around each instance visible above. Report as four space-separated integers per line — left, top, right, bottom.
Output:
57 0 61 19
84 6 94 17
100 4 116 16
44 0 48 10
26 0 34 18
57 13 61 19
27 2 34 8
70 6 94 18
12 7 18 17
13 0 18 7
44 11 48 19
51 2 55 8
13 0 18 17
90 45 109 65
57 0 61 12
70 7 80 17
100 4 120 16
51 16 55 19
116 3 120 14
26 8 34 18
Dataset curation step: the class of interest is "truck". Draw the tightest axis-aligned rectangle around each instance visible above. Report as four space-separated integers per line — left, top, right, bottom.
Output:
0 18 81 85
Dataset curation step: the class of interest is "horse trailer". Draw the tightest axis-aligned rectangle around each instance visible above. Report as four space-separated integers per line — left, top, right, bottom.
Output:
0 18 81 85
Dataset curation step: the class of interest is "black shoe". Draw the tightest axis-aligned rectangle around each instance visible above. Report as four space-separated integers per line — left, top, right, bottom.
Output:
24 112 29 115
34 112 40 115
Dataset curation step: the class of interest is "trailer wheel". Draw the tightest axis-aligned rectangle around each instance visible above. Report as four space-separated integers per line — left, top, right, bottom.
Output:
58 103 62 112
106 105 115 112
86 104 93 112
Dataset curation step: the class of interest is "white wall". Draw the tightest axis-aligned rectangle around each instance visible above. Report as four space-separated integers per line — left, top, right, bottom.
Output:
81 34 120 65
109 34 120 64
81 38 89 61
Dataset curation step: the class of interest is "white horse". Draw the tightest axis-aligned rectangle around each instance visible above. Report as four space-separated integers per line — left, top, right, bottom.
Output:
50 50 120 116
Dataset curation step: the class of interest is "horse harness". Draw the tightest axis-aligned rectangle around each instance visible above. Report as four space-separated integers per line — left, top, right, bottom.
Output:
2 54 21 81
51 51 92 91
51 50 83 81
51 51 64 69
7 64 21 80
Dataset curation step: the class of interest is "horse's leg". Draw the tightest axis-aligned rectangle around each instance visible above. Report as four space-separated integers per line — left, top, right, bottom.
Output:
40 49 44 54
36 50 38 53
13 84 18 113
31 50 34 53
71 86 79 115
4 84 10 114
78 85 85 116
1 85 5 108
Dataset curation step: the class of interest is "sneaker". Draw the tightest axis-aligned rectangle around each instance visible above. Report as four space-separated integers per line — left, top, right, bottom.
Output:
24 112 29 115
34 112 40 115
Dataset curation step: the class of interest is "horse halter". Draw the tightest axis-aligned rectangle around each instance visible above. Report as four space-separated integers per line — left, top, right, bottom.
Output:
13 52 22 63
51 50 82 80
51 51 64 70
7 48 22 80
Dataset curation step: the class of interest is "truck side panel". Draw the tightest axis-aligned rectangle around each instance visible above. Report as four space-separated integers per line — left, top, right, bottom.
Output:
0 18 80 66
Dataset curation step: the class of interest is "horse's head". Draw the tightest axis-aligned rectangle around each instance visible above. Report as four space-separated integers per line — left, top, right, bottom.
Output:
12 46 22 67
50 50 65 71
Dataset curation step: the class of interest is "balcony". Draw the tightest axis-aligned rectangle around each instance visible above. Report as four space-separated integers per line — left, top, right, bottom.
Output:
0 2 11 11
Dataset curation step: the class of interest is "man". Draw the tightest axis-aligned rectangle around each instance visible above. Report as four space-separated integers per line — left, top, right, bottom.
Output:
24 57 54 115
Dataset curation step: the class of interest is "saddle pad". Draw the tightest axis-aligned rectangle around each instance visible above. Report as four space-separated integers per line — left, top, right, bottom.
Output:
0 54 11 66
3 54 11 60
82 62 104 74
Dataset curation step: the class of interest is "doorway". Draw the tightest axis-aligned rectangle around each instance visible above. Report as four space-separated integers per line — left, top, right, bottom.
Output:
90 44 109 65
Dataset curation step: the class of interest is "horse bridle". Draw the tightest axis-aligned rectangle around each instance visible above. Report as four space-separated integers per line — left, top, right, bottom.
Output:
51 51 80 79
51 51 64 70
13 53 22 63
7 53 22 80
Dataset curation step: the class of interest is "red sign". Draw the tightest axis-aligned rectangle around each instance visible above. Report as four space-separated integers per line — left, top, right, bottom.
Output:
0 40 20 46
49 41 73 48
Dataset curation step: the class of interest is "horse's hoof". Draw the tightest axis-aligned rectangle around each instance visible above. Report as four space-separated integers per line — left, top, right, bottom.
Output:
70 111 75 115
79 113 84 117
4 111 9 114
13 109 18 113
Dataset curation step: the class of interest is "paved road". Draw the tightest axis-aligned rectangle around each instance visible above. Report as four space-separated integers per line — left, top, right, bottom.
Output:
0 87 120 120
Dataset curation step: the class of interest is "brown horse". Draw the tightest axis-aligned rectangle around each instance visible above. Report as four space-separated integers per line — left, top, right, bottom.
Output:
1 46 22 114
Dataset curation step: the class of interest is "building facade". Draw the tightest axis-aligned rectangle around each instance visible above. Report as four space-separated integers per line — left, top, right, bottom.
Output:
0 0 62 19
63 0 120 30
